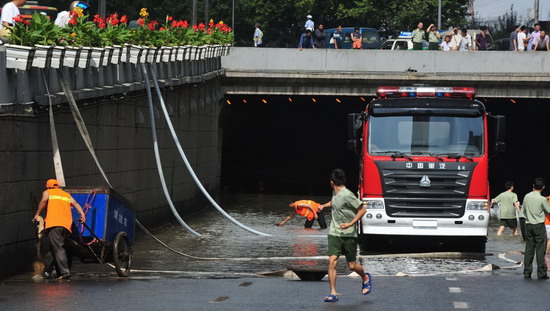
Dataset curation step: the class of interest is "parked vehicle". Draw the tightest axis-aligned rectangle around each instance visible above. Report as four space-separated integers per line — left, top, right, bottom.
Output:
325 27 382 49
487 38 510 51
381 38 428 50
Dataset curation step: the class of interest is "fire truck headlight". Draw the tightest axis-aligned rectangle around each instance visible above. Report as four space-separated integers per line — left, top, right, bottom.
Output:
364 200 384 209
466 201 488 211
366 213 373 219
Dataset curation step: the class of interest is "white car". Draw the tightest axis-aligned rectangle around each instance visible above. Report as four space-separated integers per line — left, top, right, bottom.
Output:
381 38 429 50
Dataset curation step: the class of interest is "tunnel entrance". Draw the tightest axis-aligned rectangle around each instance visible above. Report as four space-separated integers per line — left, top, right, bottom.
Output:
220 95 550 200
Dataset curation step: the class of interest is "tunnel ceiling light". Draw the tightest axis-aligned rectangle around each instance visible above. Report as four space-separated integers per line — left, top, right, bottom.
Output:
360 97 366 102
336 98 341 103
288 97 293 102
262 99 268 104
243 99 247 104
510 99 517 104
226 100 231 105
312 98 317 103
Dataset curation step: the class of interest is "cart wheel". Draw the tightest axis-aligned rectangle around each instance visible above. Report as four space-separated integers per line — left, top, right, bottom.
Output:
113 232 132 277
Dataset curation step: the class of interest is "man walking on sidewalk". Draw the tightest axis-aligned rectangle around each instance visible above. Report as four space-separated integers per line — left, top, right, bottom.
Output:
522 178 550 279
319 169 371 302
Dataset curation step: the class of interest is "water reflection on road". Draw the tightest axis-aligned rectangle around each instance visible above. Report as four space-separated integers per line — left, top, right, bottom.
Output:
129 193 527 276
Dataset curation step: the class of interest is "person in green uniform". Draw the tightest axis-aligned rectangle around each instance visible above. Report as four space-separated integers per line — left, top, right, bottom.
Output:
411 22 425 50
319 169 371 302
492 181 520 236
427 24 440 50
522 177 550 279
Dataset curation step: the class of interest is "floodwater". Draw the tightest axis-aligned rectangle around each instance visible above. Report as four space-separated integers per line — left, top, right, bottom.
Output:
118 193 527 277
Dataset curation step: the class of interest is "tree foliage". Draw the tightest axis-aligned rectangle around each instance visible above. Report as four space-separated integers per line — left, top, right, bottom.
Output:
38 0 470 46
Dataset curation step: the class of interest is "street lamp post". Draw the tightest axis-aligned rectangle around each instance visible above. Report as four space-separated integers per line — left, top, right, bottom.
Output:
192 0 197 25
437 0 442 30
98 0 106 18
232 0 235 32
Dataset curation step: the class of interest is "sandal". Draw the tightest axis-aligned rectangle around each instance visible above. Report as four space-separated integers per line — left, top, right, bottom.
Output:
324 294 339 302
362 273 372 295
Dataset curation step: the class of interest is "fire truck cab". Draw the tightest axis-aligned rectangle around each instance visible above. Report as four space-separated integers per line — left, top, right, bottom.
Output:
348 86 506 253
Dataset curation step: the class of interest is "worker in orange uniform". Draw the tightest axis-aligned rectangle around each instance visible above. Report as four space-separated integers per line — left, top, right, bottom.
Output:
278 200 327 229
33 179 86 280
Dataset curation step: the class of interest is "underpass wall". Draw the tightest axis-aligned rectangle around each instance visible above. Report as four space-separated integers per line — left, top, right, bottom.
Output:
222 47 550 73
0 81 223 279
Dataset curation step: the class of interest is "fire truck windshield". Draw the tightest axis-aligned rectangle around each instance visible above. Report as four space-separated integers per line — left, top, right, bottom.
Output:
368 115 483 157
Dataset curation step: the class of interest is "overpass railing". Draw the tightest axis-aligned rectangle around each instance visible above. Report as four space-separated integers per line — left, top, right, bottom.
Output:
0 44 231 114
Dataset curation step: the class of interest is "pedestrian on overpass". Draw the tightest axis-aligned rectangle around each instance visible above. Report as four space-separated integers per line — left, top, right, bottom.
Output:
521 178 550 279
533 31 550 51
319 169 371 302
351 26 362 49
313 24 327 49
298 29 315 51
304 14 314 31
331 25 344 49
411 22 425 50
32 179 86 280
427 24 440 50
491 181 520 236
253 23 263 47
278 200 327 229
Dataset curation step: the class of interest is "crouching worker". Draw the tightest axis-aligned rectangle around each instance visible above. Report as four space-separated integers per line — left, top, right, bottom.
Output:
32 179 86 280
278 200 327 229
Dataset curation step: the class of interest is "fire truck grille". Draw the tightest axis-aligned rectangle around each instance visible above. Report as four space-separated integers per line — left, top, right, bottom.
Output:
375 162 477 218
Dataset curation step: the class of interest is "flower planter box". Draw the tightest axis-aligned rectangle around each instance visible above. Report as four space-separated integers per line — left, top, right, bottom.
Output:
127 45 143 64
198 46 207 60
170 46 179 62
32 45 53 68
177 45 189 61
224 44 232 56
64 46 81 68
50 46 66 68
111 45 123 65
161 47 172 62
103 46 114 66
78 47 92 68
90 47 105 67
4 44 35 70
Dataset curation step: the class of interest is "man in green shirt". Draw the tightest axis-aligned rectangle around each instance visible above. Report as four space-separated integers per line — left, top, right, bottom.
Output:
411 22 425 50
522 178 550 279
319 169 371 302
492 181 520 236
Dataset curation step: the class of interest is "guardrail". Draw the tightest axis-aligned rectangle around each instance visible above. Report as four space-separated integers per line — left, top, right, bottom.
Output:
0 44 231 113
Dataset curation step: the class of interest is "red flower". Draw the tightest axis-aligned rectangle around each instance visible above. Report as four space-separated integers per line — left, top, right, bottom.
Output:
168 16 173 21
137 18 145 26
209 21 214 28
120 15 128 24
160 27 165 31
198 23 205 31
68 17 77 25
180 20 188 28
12 15 24 23
147 20 158 31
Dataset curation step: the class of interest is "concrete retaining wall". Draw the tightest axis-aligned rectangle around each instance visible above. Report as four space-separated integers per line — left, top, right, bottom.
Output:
0 77 224 279
223 47 550 73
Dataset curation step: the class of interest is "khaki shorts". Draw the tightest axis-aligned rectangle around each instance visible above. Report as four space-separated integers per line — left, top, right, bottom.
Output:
328 235 357 262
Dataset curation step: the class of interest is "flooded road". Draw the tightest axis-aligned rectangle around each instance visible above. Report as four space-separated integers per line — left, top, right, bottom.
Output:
117 193 527 277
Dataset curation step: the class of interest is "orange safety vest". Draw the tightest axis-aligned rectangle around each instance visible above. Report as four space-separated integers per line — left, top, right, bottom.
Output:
293 200 320 221
546 213 550 226
45 188 73 232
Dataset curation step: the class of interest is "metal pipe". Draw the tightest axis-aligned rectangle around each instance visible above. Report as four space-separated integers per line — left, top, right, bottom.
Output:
192 0 197 26
534 0 540 24
204 0 209 23
438 0 442 30
232 0 235 33
147 64 271 237
141 63 202 237
98 0 106 18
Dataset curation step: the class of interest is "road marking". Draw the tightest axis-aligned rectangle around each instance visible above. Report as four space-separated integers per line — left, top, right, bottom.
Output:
449 287 462 293
210 296 229 303
453 302 468 309
446 277 457 281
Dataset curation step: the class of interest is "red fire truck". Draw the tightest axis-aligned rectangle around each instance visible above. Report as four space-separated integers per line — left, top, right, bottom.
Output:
348 86 505 252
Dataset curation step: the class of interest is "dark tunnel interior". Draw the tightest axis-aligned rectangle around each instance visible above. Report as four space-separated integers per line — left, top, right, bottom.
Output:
219 95 550 201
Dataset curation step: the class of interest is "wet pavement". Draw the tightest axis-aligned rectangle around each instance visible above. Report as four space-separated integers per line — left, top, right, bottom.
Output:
2 193 548 310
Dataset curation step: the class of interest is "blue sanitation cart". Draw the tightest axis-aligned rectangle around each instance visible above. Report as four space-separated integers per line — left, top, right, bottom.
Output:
64 186 135 277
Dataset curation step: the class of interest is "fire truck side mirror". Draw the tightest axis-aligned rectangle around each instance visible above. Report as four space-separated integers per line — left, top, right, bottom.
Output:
347 113 363 153
489 115 506 154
